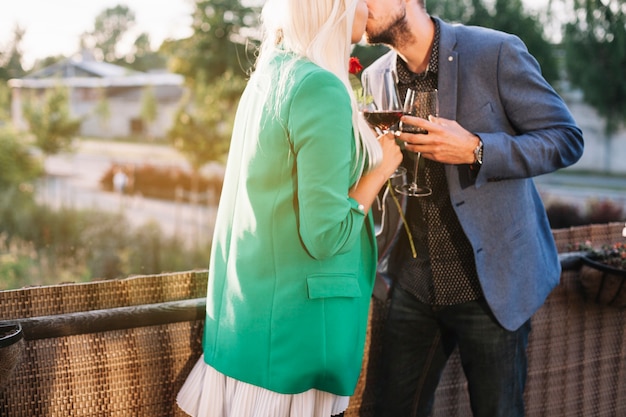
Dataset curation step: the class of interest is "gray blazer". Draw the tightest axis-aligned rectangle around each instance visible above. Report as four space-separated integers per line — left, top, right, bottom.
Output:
369 17 584 331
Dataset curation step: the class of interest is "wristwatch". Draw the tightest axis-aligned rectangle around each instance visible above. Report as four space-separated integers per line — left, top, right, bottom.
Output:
473 139 483 165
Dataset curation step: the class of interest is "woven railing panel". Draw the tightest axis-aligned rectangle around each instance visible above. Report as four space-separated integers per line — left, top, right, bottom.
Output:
0 271 208 320
0 271 208 416
2 224 626 416
0 322 203 416
552 222 624 253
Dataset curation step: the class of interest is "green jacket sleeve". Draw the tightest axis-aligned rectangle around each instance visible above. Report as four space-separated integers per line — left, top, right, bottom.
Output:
288 69 366 259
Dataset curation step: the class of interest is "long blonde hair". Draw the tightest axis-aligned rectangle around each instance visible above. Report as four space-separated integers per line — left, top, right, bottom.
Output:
254 0 382 178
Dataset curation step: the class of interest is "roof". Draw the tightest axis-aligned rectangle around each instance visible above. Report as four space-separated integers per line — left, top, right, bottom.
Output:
26 58 139 79
8 57 184 89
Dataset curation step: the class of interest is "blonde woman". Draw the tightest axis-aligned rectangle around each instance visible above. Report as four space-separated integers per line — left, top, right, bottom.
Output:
176 0 403 416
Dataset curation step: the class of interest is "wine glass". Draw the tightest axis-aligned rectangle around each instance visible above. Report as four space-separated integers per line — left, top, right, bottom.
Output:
358 68 403 134
395 89 439 197
358 68 406 179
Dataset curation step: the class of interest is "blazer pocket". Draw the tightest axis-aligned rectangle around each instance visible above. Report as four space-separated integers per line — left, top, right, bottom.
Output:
306 274 362 299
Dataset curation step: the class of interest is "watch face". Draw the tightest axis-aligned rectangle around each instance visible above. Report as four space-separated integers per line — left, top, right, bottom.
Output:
474 141 483 164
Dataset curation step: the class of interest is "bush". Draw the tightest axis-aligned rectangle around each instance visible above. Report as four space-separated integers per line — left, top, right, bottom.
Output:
99 163 223 202
0 126 43 189
586 199 624 225
546 201 587 229
0 190 211 290
546 199 625 229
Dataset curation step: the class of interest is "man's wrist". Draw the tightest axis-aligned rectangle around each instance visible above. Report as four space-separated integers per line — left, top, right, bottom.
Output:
473 138 483 165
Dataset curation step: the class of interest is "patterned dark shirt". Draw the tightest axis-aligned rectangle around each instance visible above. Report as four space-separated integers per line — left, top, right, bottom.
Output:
393 19 483 305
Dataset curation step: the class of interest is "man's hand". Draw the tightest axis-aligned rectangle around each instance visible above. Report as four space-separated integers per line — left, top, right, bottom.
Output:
395 115 480 165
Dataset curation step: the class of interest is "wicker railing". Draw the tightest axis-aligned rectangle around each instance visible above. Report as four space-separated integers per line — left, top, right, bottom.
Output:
1 223 625 416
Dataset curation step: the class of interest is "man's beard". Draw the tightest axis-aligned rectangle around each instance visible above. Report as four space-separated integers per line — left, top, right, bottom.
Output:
366 9 409 48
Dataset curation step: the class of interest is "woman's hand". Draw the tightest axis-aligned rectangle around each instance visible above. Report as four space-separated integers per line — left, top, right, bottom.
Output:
377 131 404 178
349 132 403 213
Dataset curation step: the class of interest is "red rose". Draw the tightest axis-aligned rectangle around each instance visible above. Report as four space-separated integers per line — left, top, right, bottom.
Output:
349 57 363 75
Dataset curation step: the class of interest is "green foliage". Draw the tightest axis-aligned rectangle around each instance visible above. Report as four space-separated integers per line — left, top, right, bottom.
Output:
168 71 246 172
0 190 211 290
563 0 626 135
22 85 81 157
0 185 38 243
0 83 11 122
0 24 26 81
351 44 390 70
429 0 559 84
121 33 168 71
166 0 260 84
0 243 34 290
88 4 136 62
93 87 111 129
140 86 158 138
0 125 43 189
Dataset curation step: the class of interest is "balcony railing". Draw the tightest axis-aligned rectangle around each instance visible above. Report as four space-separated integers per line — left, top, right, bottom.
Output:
1 223 625 417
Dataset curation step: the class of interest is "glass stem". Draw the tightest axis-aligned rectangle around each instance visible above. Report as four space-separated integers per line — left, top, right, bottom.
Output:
412 152 421 189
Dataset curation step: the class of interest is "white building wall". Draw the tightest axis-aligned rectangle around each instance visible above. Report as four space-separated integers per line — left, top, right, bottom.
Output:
563 90 626 174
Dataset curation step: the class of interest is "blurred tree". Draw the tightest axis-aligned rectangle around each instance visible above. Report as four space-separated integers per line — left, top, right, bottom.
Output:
0 83 10 122
429 0 559 84
0 25 26 123
140 85 158 140
28 55 66 73
93 87 111 131
122 32 167 71
0 125 42 189
0 24 26 82
351 43 390 70
163 0 259 189
168 70 246 191
166 0 260 84
75 5 169 71
562 0 626 136
22 85 81 160
84 4 137 62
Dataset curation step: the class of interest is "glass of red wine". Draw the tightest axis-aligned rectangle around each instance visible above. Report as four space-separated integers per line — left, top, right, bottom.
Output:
359 68 406 179
359 68 403 133
395 88 438 197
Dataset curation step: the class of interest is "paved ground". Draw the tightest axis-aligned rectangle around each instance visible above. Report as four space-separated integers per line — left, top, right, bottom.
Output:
535 171 626 212
38 140 222 248
38 139 626 249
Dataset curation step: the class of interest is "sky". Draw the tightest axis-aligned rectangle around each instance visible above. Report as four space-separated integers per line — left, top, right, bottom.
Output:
2 0 549 71
0 0 195 69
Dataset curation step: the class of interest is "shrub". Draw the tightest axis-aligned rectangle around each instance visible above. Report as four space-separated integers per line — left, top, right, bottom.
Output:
546 201 586 229
587 199 624 225
0 191 211 290
0 126 43 189
99 163 222 202
546 199 626 229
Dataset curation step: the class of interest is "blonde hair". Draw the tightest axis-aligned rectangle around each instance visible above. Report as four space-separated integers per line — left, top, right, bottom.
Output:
254 0 382 178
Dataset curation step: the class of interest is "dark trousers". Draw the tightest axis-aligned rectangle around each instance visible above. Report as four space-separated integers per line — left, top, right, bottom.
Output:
375 285 530 417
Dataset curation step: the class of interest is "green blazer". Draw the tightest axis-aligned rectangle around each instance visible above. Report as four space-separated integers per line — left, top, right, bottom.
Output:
202 55 377 396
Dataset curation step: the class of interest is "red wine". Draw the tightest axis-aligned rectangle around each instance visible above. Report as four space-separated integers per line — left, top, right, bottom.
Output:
362 110 403 131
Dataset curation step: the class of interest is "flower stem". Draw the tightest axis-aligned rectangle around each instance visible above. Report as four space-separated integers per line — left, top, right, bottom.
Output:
386 179 417 258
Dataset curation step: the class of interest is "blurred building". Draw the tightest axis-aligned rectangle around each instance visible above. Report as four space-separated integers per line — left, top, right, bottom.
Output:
8 55 185 140
559 85 626 175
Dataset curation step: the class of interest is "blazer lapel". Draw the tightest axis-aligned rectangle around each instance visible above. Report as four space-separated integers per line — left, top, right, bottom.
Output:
435 18 459 122
434 19 480 190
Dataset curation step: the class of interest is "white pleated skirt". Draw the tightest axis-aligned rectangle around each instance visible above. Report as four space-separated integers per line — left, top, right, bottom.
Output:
176 355 350 417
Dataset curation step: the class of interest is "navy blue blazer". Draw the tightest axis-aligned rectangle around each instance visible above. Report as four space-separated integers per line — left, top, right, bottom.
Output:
369 18 584 331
